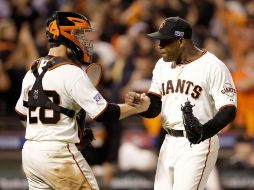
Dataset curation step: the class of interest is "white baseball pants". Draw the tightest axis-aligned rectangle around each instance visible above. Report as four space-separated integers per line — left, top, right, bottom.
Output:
154 134 219 190
22 140 99 190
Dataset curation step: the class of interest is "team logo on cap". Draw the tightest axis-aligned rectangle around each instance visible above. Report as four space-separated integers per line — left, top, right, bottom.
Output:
159 21 166 30
175 31 184 37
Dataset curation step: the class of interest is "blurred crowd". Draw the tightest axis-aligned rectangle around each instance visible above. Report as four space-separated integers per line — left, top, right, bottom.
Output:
0 0 254 189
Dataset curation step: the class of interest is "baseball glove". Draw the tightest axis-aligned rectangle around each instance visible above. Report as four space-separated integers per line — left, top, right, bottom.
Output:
76 109 95 151
78 127 95 151
181 99 204 145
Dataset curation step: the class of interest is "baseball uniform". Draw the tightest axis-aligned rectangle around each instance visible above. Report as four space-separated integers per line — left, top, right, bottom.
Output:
15 56 107 190
148 50 237 190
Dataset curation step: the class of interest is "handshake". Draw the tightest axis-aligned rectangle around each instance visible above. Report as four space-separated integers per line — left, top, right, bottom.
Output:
125 92 151 113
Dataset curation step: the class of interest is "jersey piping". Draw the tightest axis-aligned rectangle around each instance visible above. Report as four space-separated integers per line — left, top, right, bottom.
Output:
196 138 211 189
180 49 207 65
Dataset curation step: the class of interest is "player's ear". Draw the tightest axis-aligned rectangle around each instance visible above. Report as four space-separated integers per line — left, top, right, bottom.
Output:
178 38 184 44
178 38 185 47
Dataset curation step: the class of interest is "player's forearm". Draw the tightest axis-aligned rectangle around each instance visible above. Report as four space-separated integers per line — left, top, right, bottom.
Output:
118 104 139 120
95 103 140 122
202 105 236 140
139 93 161 118
95 96 150 122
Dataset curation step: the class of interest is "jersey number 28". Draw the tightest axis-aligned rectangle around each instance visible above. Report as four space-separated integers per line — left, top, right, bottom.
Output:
29 91 60 124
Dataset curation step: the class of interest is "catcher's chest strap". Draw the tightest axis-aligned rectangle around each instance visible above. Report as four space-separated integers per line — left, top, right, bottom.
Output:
27 56 76 118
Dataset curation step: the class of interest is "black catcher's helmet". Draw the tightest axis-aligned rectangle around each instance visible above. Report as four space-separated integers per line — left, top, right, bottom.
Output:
46 11 93 64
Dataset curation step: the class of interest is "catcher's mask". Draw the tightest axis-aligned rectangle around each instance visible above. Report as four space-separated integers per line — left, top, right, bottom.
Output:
46 11 93 64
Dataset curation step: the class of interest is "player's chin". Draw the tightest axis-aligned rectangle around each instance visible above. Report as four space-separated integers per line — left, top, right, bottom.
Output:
161 55 172 62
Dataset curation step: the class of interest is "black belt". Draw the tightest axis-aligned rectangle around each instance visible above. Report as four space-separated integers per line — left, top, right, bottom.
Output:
165 129 184 137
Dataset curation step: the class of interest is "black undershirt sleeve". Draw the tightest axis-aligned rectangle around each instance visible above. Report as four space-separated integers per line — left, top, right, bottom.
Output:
95 93 162 121
95 103 120 122
202 105 236 141
139 93 162 118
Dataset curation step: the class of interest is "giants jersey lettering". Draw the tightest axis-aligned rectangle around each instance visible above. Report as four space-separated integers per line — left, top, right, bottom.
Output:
149 50 237 130
15 58 107 143
161 79 203 98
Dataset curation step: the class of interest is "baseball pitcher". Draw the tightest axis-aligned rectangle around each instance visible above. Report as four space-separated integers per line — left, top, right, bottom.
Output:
125 17 237 190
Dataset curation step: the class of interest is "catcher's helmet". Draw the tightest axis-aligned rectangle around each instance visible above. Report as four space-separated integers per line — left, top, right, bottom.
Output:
46 11 93 64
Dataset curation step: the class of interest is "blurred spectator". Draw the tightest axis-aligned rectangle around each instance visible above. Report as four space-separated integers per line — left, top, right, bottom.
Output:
0 18 19 115
203 35 235 74
248 151 254 168
90 17 117 69
203 37 228 63
33 18 49 57
0 18 16 94
0 20 38 116
233 49 254 137
120 55 154 100
9 0 39 34
219 0 254 69
118 133 157 172
90 1 127 43
151 0 189 20
120 0 152 27
228 136 254 169
0 0 11 18
109 34 135 102
192 0 216 46
118 116 157 172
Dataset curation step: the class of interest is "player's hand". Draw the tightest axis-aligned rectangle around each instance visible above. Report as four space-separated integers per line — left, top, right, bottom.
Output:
133 93 150 113
136 93 150 113
125 91 142 106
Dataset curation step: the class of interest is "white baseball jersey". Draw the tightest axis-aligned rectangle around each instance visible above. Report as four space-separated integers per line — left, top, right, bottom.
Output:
148 50 237 131
15 57 107 143
151 50 237 190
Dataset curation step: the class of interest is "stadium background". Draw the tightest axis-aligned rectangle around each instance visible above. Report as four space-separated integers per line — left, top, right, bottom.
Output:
0 0 254 189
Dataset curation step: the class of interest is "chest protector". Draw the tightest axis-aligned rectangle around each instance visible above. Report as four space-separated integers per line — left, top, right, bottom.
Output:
27 56 78 118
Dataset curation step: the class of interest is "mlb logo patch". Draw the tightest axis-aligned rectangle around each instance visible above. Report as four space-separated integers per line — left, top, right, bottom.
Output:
175 31 184 37
93 93 103 103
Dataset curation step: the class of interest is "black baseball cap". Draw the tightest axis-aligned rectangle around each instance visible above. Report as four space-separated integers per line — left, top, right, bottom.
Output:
148 17 192 40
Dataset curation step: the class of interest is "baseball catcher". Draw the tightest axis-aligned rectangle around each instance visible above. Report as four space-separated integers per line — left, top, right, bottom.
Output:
15 11 151 190
181 99 204 145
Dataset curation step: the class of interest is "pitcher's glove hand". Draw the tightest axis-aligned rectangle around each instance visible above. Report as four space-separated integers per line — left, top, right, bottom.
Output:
76 127 95 151
181 99 204 145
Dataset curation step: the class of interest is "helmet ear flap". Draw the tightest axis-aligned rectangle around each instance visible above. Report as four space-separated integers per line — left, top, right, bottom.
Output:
46 13 61 43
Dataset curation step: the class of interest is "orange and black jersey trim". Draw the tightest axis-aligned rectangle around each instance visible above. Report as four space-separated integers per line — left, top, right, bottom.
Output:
30 55 81 72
